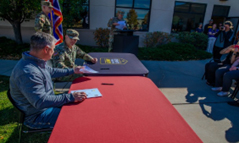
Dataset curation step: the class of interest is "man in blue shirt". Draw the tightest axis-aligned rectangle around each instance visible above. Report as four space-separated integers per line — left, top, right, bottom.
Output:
10 32 87 129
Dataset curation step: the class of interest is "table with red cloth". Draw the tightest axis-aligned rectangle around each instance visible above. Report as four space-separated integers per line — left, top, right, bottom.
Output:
48 76 202 143
83 52 149 76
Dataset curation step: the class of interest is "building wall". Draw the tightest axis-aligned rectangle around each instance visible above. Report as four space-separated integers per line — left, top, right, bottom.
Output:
0 0 239 47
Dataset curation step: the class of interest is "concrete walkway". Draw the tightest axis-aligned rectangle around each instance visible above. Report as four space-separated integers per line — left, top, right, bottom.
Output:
1 59 239 143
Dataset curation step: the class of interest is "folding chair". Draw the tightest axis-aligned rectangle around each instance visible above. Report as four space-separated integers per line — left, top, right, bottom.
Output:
7 89 52 143
201 58 214 80
231 81 239 99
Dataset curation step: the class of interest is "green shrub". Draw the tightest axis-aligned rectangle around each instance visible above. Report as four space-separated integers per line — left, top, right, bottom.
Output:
0 37 211 61
93 28 110 48
143 31 174 48
138 42 212 61
0 37 29 59
176 32 208 50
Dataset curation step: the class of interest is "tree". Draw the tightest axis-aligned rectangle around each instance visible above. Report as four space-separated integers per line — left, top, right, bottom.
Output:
143 12 149 25
127 9 138 30
61 0 87 28
0 0 40 44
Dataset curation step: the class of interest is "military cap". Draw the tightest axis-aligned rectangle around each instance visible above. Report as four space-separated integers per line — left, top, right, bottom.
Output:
66 29 80 40
41 1 53 8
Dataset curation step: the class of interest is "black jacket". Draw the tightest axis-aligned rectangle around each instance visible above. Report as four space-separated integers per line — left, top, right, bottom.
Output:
215 29 234 48
203 24 213 35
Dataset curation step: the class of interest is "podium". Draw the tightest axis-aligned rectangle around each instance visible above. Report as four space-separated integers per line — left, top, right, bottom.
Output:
112 30 139 55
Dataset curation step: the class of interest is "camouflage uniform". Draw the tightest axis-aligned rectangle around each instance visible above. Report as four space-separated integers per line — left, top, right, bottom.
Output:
52 41 94 81
35 12 52 35
52 42 94 69
34 1 53 35
108 11 125 52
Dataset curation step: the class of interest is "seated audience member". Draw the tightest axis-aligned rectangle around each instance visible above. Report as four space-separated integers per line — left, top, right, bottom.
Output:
52 29 97 81
212 45 239 96
10 32 87 129
205 45 235 86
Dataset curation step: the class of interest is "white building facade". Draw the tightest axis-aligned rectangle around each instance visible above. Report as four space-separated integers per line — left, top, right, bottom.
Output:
0 0 239 47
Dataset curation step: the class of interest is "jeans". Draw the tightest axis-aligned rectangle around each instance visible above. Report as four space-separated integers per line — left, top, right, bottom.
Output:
207 37 216 53
215 65 239 91
24 107 61 129
205 62 225 85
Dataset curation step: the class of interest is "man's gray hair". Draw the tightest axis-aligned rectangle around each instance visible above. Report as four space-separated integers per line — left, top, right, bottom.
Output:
30 32 56 51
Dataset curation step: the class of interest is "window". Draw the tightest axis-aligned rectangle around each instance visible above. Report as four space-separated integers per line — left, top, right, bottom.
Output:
62 0 89 29
171 1 206 33
115 0 151 31
212 5 230 25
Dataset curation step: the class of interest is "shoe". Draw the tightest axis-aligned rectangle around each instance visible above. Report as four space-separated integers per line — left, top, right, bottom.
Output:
227 101 239 107
217 91 229 97
211 87 222 91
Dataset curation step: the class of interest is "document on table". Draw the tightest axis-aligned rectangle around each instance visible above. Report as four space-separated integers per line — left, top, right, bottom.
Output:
116 21 126 30
70 88 102 98
80 65 98 73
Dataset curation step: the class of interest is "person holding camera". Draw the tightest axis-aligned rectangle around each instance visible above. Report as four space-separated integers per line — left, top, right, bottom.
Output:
213 21 234 62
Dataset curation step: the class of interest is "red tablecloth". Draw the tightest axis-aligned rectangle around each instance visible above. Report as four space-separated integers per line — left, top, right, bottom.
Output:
48 76 202 143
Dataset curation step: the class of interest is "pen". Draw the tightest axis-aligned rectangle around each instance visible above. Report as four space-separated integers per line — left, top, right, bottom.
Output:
101 83 114 85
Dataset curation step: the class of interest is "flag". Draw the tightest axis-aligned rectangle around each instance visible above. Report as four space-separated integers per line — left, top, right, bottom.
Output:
46 0 63 45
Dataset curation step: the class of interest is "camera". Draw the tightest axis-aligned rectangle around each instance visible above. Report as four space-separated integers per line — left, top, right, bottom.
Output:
220 26 225 30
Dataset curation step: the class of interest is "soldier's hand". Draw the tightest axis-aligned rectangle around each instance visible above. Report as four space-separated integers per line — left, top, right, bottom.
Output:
113 23 119 26
74 66 84 74
72 92 87 102
91 58 98 64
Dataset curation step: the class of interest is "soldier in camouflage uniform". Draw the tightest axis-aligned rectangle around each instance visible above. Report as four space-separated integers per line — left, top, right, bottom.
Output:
52 29 97 81
34 1 53 35
108 10 127 52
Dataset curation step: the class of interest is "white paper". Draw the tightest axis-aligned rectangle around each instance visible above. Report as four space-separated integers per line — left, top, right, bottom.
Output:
70 88 102 98
116 21 126 30
79 65 98 73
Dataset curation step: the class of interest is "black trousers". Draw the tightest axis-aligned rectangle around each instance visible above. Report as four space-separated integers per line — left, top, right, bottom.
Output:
205 62 226 85
213 46 224 62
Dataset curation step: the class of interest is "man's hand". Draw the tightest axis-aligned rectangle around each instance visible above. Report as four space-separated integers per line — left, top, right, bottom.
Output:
230 66 237 71
74 66 84 74
72 92 87 102
91 58 98 64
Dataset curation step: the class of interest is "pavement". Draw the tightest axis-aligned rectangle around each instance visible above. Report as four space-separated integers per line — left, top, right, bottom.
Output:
1 58 239 143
